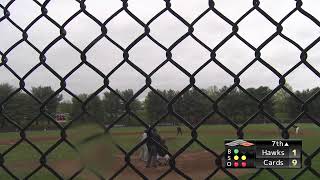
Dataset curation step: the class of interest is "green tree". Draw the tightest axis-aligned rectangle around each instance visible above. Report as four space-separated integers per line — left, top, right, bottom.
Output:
0 83 14 101
274 84 292 122
87 95 104 123
9 93 36 126
57 100 73 115
175 88 211 125
218 87 245 123
0 84 28 127
246 86 274 123
206 85 220 100
308 87 320 121
103 90 122 124
71 93 88 122
121 89 141 113
0 84 39 127
145 90 167 124
71 94 104 123
0 83 15 127
121 89 142 126
31 86 63 125
218 86 274 124
286 89 310 122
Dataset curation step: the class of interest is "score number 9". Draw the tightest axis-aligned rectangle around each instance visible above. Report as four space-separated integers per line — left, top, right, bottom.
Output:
292 159 298 167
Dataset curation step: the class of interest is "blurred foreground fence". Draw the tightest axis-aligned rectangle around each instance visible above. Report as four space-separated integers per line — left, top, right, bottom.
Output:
0 0 320 179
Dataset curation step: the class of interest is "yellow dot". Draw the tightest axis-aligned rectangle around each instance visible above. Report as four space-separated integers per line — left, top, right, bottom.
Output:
234 155 239 160
241 155 246 160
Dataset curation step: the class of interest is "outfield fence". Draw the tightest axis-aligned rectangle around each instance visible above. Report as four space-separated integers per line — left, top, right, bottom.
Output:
0 0 320 179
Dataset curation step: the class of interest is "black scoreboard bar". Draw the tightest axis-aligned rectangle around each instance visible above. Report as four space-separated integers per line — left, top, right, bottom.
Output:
224 139 302 169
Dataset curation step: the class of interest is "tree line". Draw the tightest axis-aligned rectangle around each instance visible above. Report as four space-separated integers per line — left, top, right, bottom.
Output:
0 83 319 129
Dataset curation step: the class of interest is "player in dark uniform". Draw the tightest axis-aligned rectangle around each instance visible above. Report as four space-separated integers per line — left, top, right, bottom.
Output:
177 126 182 136
157 139 169 166
146 129 161 168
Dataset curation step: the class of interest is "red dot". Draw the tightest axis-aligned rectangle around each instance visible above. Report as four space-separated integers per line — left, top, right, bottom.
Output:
234 162 239 167
241 162 247 167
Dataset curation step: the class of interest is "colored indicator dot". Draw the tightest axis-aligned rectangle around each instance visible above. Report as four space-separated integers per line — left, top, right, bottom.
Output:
234 162 239 167
234 155 239 160
241 162 247 167
234 149 239 154
241 155 247 160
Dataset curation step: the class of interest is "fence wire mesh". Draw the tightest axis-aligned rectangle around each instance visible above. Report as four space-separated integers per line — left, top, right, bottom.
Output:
0 0 320 179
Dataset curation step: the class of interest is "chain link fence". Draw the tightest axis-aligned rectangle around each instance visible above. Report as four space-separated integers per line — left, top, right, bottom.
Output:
0 0 320 179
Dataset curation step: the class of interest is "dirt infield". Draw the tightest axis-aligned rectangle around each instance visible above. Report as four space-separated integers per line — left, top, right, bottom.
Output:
1 136 252 179
3 138 245 179
113 151 216 179
50 151 251 180
0 136 59 145
114 151 251 180
0 124 317 179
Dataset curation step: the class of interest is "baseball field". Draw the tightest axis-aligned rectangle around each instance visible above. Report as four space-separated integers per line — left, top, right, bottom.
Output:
0 123 319 180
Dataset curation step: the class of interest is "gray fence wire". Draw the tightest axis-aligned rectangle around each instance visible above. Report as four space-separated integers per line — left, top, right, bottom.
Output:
0 0 320 179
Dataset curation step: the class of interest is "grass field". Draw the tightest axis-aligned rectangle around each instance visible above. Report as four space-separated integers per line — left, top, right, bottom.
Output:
0 123 319 179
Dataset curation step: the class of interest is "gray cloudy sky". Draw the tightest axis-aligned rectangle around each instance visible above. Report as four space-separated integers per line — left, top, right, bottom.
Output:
1 0 320 100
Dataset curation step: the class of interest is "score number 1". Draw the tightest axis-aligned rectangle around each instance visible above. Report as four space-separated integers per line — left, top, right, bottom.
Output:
292 149 297 156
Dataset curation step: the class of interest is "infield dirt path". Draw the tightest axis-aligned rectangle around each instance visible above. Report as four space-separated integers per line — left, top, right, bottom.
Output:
50 151 252 180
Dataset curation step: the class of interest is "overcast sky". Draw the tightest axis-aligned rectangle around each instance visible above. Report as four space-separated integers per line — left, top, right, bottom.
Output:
1 0 320 100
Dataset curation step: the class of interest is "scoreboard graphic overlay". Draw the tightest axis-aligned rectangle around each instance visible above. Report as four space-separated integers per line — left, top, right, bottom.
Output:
224 140 302 169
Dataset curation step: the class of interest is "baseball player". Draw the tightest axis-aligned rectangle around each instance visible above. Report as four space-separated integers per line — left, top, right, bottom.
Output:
139 130 149 162
146 129 161 168
157 139 170 166
176 126 182 136
293 125 300 135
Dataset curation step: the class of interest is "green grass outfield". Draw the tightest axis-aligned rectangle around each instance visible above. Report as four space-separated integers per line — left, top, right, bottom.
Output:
0 123 319 179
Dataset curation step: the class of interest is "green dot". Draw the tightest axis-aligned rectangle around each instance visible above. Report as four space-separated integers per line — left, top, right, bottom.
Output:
234 149 239 154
